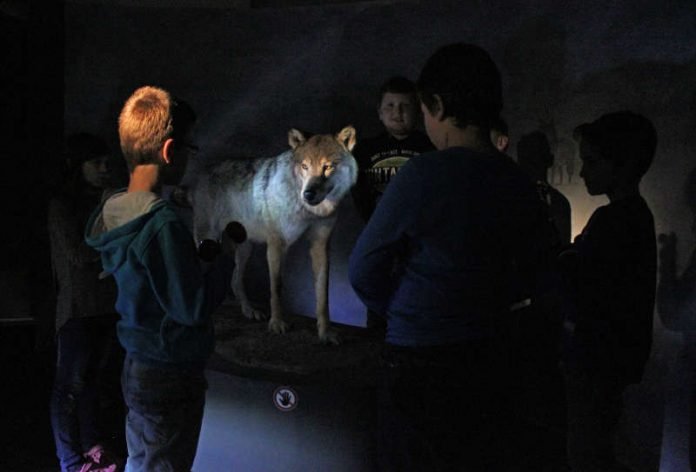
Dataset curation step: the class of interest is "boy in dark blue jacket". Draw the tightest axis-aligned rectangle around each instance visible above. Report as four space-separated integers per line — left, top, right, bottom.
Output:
349 43 551 471
86 86 235 471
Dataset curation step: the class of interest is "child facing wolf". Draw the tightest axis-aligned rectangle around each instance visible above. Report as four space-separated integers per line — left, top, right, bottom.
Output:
351 76 435 334
351 75 434 223
350 43 551 471
85 86 236 472
560 111 658 471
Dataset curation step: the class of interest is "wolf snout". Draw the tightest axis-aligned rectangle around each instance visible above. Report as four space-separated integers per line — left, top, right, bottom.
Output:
303 188 321 205
303 183 333 206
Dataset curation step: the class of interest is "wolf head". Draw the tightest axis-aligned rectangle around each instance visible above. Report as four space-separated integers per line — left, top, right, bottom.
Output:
289 126 358 217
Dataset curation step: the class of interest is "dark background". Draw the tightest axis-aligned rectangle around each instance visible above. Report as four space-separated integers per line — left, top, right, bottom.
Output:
0 0 694 470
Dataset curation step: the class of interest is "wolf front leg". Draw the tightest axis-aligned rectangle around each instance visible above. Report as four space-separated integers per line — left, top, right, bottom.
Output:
308 222 339 345
233 241 267 321
266 235 289 334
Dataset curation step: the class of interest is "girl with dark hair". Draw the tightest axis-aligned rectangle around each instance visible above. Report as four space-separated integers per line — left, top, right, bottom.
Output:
49 133 125 472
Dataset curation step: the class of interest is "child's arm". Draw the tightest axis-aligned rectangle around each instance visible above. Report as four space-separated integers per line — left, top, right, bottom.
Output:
350 169 376 222
350 146 376 222
145 219 234 327
349 159 420 316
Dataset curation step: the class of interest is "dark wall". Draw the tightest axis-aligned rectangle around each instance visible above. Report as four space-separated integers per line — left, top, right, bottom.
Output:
63 0 696 325
0 1 63 328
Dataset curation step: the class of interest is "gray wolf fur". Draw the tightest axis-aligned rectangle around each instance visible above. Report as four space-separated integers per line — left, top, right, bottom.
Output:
191 126 358 344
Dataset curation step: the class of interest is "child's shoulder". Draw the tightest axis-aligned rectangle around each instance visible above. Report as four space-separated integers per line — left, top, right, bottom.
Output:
605 195 653 220
584 195 653 241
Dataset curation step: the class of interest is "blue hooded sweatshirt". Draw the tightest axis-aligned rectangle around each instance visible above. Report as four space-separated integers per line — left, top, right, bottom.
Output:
85 190 233 369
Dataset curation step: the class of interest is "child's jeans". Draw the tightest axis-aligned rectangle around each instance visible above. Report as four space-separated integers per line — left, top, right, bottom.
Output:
374 342 513 472
564 371 626 472
121 356 207 472
50 315 121 472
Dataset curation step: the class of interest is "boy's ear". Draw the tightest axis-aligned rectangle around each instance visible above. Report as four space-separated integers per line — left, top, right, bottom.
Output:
431 94 445 121
162 138 174 164
500 136 509 151
421 95 445 122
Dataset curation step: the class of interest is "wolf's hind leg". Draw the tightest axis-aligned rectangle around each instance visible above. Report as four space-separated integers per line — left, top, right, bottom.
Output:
233 242 267 321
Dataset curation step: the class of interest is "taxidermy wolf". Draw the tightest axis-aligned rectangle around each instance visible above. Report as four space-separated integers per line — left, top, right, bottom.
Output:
191 126 358 344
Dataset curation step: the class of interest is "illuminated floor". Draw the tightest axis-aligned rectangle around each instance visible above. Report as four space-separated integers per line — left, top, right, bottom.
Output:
193 369 372 472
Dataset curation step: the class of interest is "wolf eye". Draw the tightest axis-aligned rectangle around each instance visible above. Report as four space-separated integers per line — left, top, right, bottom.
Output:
323 164 334 171
301 163 309 170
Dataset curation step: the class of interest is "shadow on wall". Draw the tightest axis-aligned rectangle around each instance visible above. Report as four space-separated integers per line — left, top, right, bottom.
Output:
502 15 568 146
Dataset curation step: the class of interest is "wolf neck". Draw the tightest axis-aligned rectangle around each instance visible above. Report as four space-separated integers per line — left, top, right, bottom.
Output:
303 199 338 219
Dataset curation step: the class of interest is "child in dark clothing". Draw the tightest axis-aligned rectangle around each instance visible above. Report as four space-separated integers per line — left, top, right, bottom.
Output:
351 76 435 333
560 111 657 472
351 76 434 222
350 43 551 472
49 133 126 472
517 130 572 246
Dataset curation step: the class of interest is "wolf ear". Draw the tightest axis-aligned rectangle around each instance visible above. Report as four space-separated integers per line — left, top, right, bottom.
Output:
336 126 356 152
288 129 306 150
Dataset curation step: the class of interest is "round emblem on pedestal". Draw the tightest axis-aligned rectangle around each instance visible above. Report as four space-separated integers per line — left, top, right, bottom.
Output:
273 386 299 412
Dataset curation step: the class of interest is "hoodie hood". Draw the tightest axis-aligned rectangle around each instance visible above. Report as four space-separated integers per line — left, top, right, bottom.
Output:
84 189 232 368
86 190 166 275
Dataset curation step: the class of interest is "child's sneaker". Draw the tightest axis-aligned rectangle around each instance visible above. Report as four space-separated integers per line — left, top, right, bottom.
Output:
83 444 124 472
78 462 118 472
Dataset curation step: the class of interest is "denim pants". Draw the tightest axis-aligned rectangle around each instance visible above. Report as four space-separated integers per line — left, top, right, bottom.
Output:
564 372 626 472
121 356 207 472
50 316 122 472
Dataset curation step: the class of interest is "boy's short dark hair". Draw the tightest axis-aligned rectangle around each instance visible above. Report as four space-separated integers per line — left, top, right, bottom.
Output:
60 132 111 198
574 110 657 179
417 43 502 129
490 116 508 135
378 76 418 104
64 132 109 170
517 130 553 170
118 86 196 172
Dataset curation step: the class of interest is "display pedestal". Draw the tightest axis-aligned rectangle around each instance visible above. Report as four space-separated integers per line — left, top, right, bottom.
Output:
194 304 380 472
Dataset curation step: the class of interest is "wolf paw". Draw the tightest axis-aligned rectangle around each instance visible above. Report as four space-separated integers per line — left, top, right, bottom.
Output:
268 318 290 334
318 327 341 345
242 305 268 321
